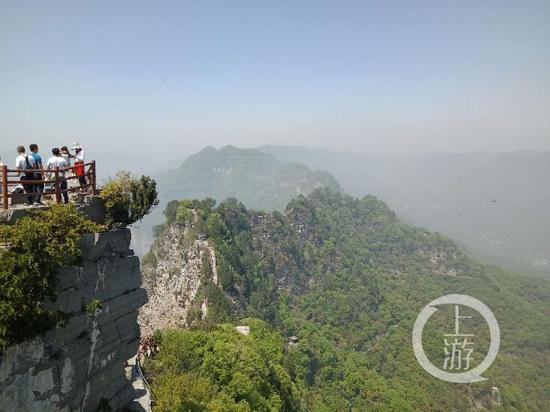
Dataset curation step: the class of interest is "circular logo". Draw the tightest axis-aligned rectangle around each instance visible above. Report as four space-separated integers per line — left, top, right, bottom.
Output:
412 294 500 383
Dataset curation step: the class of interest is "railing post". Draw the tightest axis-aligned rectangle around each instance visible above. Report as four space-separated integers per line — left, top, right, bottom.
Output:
54 168 61 204
2 165 8 210
91 160 97 195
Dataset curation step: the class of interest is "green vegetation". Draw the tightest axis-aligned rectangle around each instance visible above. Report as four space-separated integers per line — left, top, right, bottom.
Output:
146 319 300 411
0 205 99 352
84 298 103 318
100 171 158 227
146 188 550 410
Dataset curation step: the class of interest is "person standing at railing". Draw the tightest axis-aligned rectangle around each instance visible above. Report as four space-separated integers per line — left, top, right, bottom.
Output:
60 146 73 181
60 146 71 166
15 145 36 206
0 155 4 196
72 142 86 191
29 143 45 206
47 147 70 204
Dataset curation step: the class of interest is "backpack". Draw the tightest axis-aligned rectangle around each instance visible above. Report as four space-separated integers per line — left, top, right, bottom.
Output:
23 155 36 178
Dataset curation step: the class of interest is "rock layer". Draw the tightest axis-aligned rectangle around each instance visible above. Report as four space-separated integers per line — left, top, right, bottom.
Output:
0 229 146 412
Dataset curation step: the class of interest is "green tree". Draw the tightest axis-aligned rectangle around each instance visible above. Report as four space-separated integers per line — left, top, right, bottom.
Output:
100 171 158 226
0 205 99 351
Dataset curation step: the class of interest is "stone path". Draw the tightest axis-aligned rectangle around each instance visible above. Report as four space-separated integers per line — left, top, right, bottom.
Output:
125 356 152 412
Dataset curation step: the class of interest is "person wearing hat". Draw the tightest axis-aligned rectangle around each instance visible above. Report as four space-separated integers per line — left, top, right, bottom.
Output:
72 142 86 190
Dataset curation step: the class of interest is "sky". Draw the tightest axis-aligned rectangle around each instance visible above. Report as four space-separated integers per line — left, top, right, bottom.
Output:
1 0 549 157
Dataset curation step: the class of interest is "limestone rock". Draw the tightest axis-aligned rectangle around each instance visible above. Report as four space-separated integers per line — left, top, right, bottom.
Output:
0 228 147 412
139 225 218 337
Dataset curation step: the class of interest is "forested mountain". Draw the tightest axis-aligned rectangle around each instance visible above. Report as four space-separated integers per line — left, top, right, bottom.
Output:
131 145 340 256
141 189 550 411
259 146 550 278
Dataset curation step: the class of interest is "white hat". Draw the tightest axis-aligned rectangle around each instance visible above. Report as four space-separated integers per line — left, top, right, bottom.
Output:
72 142 82 150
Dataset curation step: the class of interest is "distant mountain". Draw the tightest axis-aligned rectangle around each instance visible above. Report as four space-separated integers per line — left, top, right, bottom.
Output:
157 145 340 211
130 145 340 256
260 145 550 278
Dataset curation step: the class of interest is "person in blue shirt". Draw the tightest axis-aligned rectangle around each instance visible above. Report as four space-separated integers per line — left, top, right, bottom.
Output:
29 143 44 205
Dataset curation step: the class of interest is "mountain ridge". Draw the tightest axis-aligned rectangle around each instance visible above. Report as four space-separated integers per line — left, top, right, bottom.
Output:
140 187 550 411
131 145 341 256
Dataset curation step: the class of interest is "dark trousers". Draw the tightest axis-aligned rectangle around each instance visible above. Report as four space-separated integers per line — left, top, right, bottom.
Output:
60 178 69 204
20 175 36 205
34 173 44 203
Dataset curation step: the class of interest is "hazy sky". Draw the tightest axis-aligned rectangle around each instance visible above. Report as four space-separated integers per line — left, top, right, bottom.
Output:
1 0 549 155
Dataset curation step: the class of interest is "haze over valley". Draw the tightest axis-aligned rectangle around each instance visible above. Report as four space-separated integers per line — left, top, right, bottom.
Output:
2 1 550 410
129 145 550 281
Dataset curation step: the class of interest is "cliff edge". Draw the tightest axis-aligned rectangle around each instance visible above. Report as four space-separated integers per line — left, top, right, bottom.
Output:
0 228 147 412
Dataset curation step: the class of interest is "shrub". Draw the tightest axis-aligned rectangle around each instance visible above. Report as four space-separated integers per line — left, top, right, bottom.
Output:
84 299 103 318
0 205 99 352
100 171 158 227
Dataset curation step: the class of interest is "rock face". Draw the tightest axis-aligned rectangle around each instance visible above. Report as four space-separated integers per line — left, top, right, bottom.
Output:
0 229 147 412
139 225 218 337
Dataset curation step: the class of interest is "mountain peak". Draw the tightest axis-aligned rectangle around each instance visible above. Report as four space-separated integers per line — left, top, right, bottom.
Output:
160 145 340 212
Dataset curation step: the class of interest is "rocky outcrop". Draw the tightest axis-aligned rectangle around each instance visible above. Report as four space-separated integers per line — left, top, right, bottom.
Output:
0 229 147 412
0 195 106 226
139 225 218 337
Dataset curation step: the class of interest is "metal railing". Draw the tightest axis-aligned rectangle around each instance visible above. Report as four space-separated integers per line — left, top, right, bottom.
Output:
1 160 97 210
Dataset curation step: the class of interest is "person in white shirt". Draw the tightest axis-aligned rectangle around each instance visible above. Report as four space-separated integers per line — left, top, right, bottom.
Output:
47 147 70 204
72 142 86 190
15 145 37 206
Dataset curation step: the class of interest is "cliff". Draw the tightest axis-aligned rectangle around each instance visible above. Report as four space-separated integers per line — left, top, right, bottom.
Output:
139 224 218 336
0 228 147 412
